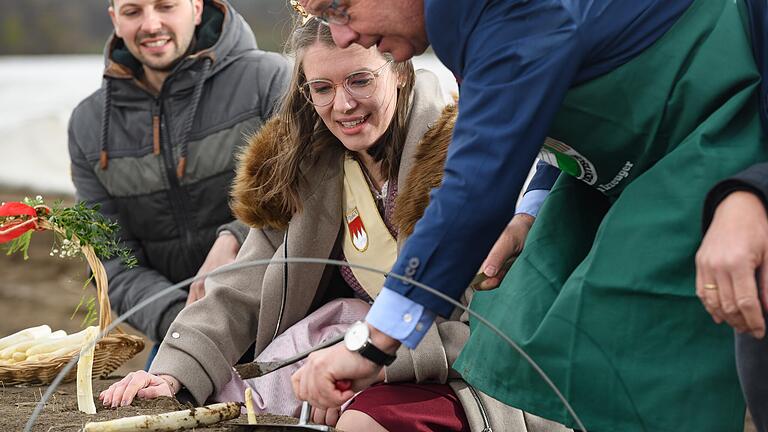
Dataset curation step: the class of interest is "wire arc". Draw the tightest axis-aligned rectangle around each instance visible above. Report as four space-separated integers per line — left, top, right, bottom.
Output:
24 257 587 432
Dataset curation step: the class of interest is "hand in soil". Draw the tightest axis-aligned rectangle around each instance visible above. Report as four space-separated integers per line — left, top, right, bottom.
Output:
99 370 178 408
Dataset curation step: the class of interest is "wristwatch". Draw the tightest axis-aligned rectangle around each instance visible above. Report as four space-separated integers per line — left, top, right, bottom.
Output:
344 321 397 366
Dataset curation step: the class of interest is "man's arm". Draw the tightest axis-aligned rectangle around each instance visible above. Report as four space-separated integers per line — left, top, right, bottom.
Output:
696 163 768 338
476 161 558 289
68 111 187 343
217 220 249 245
367 162 557 348
383 1 583 319
259 52 292 120
702 162 768 229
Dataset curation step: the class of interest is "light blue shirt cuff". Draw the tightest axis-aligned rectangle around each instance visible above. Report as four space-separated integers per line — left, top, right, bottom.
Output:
515 189 549 218
366 288 437 349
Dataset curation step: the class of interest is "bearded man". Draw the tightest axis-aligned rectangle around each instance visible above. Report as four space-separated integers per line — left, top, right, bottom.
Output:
68 0 289 348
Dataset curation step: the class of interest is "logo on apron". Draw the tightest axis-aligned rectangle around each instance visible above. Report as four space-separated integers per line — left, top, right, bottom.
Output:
539 138 597 185
346 207 368 252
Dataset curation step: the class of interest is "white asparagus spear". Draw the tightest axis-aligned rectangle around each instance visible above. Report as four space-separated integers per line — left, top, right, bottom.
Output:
0 330 65 359
77 326 100 415
25 345 80 362
26 327 91 356
82 402 241 431
0 325 51 350
245 387 257 424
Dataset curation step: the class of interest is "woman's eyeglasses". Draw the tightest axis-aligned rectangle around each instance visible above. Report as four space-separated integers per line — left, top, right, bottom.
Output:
300 61 392 107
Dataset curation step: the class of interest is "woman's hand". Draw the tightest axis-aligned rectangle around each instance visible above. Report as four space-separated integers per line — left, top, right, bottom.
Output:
696 191 768 338
99 371 180 408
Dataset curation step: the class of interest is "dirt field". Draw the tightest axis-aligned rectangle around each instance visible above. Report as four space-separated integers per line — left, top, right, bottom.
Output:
1 377 299 431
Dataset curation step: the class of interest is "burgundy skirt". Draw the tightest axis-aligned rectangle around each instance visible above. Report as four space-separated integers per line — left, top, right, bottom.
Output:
345 383 470 432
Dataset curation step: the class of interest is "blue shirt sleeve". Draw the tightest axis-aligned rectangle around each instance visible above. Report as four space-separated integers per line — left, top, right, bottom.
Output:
366 288 436 349
515 189 550 218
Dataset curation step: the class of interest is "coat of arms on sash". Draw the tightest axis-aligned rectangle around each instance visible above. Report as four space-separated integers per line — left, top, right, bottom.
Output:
346 207 368 252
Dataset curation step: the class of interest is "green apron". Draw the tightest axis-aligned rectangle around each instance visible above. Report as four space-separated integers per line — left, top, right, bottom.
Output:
455 1 768 431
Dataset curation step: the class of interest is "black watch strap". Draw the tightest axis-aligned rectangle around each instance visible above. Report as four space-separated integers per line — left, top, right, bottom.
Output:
358 341 397 366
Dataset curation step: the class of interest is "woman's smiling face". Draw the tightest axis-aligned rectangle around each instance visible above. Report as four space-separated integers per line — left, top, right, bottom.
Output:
301 43 399 154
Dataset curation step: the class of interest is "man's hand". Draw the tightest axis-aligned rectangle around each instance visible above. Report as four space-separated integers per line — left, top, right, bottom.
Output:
696 191 768 338
291 323 395 409
476 213 534 290
99 371 179 408
187 232 240 305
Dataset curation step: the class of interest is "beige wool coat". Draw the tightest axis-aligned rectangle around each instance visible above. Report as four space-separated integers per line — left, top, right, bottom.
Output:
150 71 570 432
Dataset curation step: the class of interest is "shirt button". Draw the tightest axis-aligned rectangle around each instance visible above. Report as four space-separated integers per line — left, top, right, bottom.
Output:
171 332 180 339
403 313 413 323
415 323 424 332
408 257 420 268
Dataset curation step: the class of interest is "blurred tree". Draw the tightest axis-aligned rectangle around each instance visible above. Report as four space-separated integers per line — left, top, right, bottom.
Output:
0 0 291 55
0 13 24 53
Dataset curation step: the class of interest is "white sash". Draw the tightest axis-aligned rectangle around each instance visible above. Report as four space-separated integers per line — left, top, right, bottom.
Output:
341 155 398 299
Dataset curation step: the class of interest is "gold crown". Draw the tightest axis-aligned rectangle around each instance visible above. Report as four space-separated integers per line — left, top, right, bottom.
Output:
290 0 314 26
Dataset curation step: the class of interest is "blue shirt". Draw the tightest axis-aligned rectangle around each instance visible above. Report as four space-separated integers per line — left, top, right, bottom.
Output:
367 0 694 347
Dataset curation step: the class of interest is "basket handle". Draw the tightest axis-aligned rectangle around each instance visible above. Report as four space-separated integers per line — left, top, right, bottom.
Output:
41 221 123 334
81 244 117 333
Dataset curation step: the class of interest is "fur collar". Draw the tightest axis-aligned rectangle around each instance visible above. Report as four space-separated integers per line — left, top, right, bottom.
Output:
392 104 456 237
231 116 290 230
231 105 457 235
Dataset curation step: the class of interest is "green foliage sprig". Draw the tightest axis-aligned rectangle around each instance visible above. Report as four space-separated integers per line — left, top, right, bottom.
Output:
48 201 138 268
2 196 137 268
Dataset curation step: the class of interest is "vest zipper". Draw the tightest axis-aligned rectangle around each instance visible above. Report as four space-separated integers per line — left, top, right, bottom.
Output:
466 383 492 432
154 97 201 272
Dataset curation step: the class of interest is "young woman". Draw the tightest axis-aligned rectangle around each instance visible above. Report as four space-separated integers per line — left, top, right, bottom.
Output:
98 18 557 432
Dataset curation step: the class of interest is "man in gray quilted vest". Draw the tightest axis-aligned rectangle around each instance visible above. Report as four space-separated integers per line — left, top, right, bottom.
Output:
68 0 289 347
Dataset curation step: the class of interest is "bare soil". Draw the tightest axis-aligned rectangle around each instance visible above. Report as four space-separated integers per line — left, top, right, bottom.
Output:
0 377 298 431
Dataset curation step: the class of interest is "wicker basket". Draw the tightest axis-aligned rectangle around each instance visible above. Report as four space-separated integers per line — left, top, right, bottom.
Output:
0 222 145 385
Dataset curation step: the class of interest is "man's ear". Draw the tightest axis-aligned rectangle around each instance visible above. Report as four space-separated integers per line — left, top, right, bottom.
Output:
108 6 122 38
193 0 204 25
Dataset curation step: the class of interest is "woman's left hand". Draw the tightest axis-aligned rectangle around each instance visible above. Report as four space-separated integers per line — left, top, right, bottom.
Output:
99 371 179 408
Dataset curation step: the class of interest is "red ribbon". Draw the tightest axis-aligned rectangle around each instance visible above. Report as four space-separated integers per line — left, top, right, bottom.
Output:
0 202 41 243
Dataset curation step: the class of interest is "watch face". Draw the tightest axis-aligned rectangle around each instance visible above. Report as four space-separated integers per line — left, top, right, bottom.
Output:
344 322 369 351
